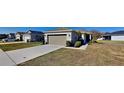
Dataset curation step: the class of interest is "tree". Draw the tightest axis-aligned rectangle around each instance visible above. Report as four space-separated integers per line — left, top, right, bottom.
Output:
90 30 103 41
0 34 8 39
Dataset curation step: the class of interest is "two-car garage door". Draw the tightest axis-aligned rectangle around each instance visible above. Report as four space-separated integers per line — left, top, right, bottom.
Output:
48 35 66 46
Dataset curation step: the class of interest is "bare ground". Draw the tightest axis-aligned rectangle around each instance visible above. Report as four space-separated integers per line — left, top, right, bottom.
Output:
18 42 124 66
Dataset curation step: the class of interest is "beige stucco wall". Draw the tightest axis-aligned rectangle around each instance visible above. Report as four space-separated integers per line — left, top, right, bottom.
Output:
71 32 79 44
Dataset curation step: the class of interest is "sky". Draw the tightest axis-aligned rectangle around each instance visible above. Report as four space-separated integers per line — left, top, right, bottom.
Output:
0 27 124 34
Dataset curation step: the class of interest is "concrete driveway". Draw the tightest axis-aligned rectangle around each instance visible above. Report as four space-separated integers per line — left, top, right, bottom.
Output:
0 49 16 66
6 44 64 65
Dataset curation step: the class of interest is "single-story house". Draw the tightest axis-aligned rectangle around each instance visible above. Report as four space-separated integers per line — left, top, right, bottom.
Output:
16 32 25 41
44 29 79 46
103 31 124 41
103 34 111 40
23 30 44 42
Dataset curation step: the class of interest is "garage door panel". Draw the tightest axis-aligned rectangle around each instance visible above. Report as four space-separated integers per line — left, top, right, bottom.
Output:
48 35 66 46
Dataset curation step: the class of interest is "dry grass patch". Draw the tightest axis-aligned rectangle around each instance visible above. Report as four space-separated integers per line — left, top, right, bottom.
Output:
18 42 124 66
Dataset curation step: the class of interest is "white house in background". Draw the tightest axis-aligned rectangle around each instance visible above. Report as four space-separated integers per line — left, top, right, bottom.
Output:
44 29 79 46
16 32 25 41
103 31 124 41
23 30 44 42
2 33 15 42
2 38 15 42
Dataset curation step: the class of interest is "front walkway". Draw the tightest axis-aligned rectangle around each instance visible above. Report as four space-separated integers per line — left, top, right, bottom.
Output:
0 49 16 66
79 44 88 50
6 45 64 65
65 44 88 50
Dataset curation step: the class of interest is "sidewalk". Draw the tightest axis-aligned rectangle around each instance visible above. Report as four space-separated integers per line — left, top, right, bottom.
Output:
0 49 16 66
65 44 88 50
79 44 88 50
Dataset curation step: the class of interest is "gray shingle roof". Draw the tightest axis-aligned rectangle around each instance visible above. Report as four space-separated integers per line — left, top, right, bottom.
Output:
16 32 25 35
27 30 44 34
44 29 73 33
111 31 124 35
104 31 124 36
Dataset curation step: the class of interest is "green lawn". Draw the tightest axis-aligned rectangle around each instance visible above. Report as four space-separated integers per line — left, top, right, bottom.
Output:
97 40 124 44
0 42 43 51
0 39 2 43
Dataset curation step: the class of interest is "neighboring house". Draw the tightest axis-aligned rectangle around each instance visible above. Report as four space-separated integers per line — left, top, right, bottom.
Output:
23 30 44 42
8 33 15 39
16 32 25 41
1 33 15 42
2 38 15 42
103 34 111 40
111 31 124 41
103 31 124 41
44 29 79 46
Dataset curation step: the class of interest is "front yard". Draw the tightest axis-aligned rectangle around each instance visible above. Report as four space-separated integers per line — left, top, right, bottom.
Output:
18 41 124 66
0 42 43 51
96 40 124 44
0 39 2 43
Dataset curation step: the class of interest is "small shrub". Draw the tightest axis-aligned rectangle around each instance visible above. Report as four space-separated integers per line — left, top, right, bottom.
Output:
66 41 72 47
88 40 98 45
74 41 82 47
45 42 48 44
94 40 98 43
88 41 92 45
78 38 84 45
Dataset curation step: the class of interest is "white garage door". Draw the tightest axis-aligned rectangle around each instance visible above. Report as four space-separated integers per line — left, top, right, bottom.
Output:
111 36 124 41
48 35 66 46
24 36 31 42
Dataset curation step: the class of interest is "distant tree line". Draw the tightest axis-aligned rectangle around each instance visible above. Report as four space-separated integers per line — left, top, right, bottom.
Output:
0 34 8 39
